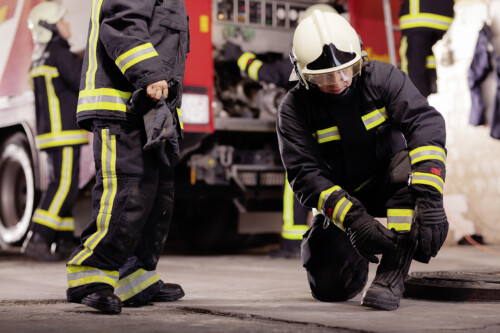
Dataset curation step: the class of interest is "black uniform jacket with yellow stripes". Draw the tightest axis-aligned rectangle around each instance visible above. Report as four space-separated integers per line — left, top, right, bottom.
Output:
76 0 189 131
399 0 454 31
30 38 88 150
277 60 447 216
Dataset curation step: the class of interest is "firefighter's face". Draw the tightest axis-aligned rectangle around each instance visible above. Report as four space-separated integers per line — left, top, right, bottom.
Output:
316 74 353 95
305 66 354 95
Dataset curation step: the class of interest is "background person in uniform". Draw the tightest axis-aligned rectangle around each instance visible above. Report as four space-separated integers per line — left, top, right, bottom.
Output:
278 11 448 310
22 2 88 262
65 0 189 314
222 3 338 259
398 0 454 97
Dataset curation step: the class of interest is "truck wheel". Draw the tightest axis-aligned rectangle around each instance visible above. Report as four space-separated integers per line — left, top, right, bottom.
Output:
0 133 36 246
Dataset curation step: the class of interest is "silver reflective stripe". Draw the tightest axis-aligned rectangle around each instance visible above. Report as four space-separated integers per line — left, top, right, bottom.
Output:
410 172 444 194
78 94 130 106
317 186 341 213
362 108 387 130
115 43 158 74
49 147 73 216
316 126 341 143
409 146 446 165
85 0 104 90
332 197 352 231
115 270 160 301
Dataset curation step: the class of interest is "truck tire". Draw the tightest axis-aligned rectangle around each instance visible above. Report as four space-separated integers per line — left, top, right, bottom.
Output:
0 133 36 246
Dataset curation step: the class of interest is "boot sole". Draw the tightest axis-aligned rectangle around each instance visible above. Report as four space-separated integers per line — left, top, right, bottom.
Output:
361 294 399 311
81 296 122 314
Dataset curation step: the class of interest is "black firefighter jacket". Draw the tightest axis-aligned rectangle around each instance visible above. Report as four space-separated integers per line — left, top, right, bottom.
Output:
277 60 447 219
30 38 88 150
76 0 189 132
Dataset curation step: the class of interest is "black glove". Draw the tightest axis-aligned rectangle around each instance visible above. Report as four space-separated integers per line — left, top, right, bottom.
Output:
222 41 243 62
128 88 179 166
413 197 449 263
341 196 397 264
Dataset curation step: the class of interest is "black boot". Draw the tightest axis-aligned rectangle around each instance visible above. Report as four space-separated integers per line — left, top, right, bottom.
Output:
150 283 185 302
361 232 417 310
21 231 58 262
54 238 78 261
81 289 122 314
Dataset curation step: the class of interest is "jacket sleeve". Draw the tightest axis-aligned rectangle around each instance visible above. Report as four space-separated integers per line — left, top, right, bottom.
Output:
277 91 350 221
55 46 83 92
100 0 166 89
237 53 293 89
377 62 447 199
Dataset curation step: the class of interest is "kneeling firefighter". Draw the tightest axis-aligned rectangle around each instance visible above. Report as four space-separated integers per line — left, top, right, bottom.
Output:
277 11 448 310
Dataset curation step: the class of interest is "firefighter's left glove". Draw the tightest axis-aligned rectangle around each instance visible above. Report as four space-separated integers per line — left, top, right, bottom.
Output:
412 196 449 263
331 195 397 264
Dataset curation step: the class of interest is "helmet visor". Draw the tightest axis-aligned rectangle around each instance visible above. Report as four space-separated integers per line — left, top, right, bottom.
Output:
303 59 363 86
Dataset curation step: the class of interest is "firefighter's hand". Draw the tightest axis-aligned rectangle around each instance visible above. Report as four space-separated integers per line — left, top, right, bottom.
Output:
413 198 449 263
147 80 169 102
343 197 397 263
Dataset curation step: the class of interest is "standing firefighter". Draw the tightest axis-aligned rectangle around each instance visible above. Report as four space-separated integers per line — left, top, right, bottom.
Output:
277 11 448 310
66 0 189 314
399 0 454 97
22 2 88 262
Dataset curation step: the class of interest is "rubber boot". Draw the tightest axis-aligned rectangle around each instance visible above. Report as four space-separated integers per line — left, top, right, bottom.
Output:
21 231 58 262
361 232 417 310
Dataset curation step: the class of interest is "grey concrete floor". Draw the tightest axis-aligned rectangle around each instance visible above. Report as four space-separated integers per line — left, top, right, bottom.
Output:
1 245 500 332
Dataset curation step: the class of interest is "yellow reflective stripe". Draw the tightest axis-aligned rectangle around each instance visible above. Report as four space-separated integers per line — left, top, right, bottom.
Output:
399 13 453 30
69 129 117 265
36 130 89 149
281 178 307 240
248 59 263 81
317 186 341 212
176 108 184 130
85 0 104 90
48 147 73 216
32 209 75 231
332 197 353 231
67 265 119 289
29 65 59 78
387 208 413 231
409 146 446 165
32 66 63 133
426 55 436 69
237 52 256 71
316 126 341 144
362 107 387 130
77 88 132 113
115 269 161 301
399 36 409 74
411 172 444 194
115 43 159 74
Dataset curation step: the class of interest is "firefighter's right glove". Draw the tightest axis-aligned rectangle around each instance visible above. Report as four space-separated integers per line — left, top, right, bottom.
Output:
143 96 176 149
412 197 449 263
342 196 397 264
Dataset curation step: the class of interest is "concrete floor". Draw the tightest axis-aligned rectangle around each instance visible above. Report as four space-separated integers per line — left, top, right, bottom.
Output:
1 244 500 332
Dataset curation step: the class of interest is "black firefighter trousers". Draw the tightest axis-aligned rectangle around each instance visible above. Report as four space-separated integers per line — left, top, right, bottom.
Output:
66 120 174 304
301 150 415 302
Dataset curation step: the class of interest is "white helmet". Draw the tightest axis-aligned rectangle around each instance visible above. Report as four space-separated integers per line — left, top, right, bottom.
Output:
300 3 338 23
28 2 67 44
290 11 363 90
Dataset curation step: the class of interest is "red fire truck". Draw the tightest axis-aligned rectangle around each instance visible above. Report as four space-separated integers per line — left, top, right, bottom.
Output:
0 0 402 250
